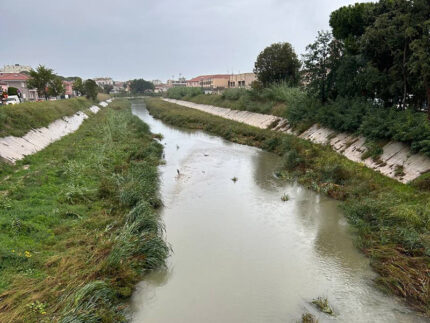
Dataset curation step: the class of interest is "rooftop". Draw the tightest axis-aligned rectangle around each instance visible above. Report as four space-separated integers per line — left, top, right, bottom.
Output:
0 73 30 81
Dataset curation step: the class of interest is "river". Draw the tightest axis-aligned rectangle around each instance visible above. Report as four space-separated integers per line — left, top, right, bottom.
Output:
130 101 424 323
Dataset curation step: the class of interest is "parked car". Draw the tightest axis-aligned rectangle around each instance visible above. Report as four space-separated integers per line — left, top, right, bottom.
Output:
5 95 21 105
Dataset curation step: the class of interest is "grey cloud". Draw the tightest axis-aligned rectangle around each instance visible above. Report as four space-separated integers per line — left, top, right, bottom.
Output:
1 0 371 81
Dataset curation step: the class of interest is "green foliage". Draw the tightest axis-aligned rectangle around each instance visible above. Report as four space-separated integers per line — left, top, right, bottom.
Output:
72 77 84 95
254 42 301 86
221 88 247 100
302 31 342 103
166 86 203 99
83 79 98 101
47 77 65 97
7 87 18 96
27 65 55 99
0 97 91 137
0 100 167 321
130 79 155 94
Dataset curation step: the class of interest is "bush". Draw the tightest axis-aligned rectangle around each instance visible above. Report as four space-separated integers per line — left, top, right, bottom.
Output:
221 88 247 100
166 87 203 99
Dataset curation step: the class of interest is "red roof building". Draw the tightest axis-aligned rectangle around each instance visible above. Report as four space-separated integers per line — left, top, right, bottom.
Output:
0 73 38 100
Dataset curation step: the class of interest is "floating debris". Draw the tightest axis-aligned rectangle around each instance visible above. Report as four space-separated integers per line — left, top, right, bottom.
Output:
301 313 318 323
312 297 334 315
281 193 289 201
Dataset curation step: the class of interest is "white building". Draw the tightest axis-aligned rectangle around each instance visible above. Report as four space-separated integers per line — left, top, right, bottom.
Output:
93 77 113 87
1 64 32 73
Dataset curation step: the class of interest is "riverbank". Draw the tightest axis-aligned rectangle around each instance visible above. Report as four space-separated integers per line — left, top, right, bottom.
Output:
144 97 430 315
0 98 93 138
0 99 168 322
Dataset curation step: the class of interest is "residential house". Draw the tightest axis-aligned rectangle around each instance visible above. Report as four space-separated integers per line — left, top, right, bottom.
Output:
186 74 230 89
62 81 75 97
0 73 38 100
93 77 113 87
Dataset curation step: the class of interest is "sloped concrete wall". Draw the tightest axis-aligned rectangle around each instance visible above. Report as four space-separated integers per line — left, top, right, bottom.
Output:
0 101 111 164
163 98 430 183
163 98 280 129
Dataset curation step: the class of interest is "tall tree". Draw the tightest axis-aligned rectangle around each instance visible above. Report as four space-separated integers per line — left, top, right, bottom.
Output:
48 77 65 97
83 79 98 100
254 42 301 86
73 77 84 96
409 0 430 119
27 65 55 100
302 31 342 103
129 79 154 94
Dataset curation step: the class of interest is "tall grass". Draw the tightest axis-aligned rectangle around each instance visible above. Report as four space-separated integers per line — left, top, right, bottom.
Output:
166 87 203 99
0 99 168 322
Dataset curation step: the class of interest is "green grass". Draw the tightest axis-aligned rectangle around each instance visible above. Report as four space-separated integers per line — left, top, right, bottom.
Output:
144 97 430 314
96 93 111 102
0 97 92 137
0 99 168 322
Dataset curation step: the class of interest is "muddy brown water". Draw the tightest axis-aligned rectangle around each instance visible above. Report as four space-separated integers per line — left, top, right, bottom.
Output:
131 102 425 323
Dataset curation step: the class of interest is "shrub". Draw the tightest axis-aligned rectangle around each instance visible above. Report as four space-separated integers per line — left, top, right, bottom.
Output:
167 87 203 99
221 88 247 100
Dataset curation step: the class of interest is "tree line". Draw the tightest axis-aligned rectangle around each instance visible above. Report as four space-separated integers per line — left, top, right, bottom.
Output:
254 0 430 120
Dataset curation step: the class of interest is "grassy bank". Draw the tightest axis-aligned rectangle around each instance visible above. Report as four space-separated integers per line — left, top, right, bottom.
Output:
145 97 430 314
0 99 168 322
97 93 111 102
0 97 92 138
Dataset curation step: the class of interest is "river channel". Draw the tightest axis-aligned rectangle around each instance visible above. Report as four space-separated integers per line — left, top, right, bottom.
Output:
130 101 424 322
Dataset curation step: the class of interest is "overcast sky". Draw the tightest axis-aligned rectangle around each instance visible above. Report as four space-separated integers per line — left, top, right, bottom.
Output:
1 0 370 82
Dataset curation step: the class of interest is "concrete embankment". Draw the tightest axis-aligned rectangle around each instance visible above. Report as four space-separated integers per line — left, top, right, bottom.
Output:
163 98 430 183
0 99 113 164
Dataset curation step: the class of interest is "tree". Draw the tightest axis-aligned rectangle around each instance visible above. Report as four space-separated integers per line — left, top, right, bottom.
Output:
408 0 430 120
48 77 65 97
73 77 84 96
27 65 55 100
83 79 98 100
254 42 301 86
129 79 154 94
103 84 113 94
7 87 18 96
330 2 375 53
302 31 342 103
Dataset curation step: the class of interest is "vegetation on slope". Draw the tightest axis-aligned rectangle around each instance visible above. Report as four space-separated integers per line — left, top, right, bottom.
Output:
0 99 168 322
169 85 430 157
145 97 430 314
0 97 92 138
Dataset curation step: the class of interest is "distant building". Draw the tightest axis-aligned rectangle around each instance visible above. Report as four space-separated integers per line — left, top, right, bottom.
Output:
167 77 187 88
110 81 127 94
151 79 162 86
93 77 113 87
0 64 32 73
228 73 256 89
154 84 168 93
62 81 75 96
0 73 38 100
186 74 230 89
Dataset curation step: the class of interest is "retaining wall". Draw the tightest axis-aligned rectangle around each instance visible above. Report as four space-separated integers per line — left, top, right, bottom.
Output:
0 101 111 164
